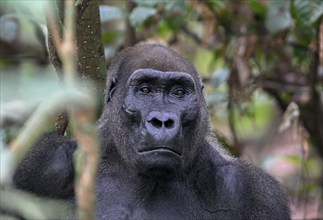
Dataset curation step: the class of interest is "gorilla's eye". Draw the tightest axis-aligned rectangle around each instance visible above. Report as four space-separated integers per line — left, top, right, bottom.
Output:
172 88 186 98
139 86 152 94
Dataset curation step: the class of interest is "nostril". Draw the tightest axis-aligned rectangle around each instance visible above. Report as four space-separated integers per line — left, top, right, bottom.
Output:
164 119 174 129
145 111 180 141
150 118 163 128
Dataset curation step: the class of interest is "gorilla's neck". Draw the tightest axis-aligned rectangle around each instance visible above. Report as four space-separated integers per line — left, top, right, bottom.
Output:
97 139 229 210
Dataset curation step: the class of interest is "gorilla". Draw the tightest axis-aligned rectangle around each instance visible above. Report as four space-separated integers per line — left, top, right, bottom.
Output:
12 44 290 219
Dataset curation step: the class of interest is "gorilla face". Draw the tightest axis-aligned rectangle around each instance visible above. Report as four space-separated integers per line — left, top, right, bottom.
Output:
121 69 199 174
99 44 209 177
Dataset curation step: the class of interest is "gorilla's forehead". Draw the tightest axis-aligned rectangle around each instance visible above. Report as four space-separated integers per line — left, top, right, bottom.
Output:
127 68 195 85
118 44 197 77
111 44 204 91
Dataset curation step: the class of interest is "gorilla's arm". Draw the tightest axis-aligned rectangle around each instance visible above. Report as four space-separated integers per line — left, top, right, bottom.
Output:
13 134 76 199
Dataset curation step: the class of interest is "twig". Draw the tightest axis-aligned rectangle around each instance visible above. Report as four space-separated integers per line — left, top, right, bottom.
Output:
61 0 77 86
320 21 323 67
125 1 136 47
47 10 62 51
46 2 68 134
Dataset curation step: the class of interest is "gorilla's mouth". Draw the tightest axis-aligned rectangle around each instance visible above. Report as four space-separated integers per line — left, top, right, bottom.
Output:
138 147 182 157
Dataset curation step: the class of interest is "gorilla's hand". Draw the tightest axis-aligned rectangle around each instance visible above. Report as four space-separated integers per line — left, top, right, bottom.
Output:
13 134 76 199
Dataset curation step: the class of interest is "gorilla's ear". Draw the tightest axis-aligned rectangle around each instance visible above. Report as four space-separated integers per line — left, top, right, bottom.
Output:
107 77 118 103
199 78 205 92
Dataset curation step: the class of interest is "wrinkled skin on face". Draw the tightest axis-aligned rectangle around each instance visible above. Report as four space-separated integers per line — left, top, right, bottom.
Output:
122 69 199 174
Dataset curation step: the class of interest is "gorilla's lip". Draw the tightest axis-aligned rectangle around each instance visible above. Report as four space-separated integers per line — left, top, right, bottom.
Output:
138 147 182 156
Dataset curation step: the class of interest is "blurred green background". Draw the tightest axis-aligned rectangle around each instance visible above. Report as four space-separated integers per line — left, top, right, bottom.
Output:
1 0 322 219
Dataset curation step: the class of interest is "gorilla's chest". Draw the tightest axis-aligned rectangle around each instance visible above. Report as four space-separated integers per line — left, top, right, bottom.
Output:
95 173 237 220
97 190 201 219
96 178 187 219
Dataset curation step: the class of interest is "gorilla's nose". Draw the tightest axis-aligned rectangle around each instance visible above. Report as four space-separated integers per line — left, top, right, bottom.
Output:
146 111 180 141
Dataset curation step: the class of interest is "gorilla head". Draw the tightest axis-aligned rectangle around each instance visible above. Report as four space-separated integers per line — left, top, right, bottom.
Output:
99 44 210 176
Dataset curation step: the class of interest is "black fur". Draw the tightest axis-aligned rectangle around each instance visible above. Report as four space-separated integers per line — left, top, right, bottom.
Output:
12 44 290 219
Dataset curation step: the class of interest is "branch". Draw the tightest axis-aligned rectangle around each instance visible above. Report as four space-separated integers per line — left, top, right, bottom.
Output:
75 0 107 94
125 1 136 47
46 1 63 77
46 1 68 134
59 1 100 219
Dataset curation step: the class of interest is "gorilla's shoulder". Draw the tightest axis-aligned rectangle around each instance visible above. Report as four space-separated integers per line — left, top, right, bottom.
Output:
236 161 289 202
223 160 290 218
236 161 290 218
193 158 289 218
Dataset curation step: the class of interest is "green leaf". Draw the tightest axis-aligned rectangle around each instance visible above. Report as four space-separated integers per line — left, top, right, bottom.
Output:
102 31 120 44
75 0 83 6
129 6 157 27
99 6 126 23
285 155 301 165
292 0 323 25
166 16 184 31
208 0 226 10
289 0 321 46
248 0 267 15
265 0 294 34
157 21 172 38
